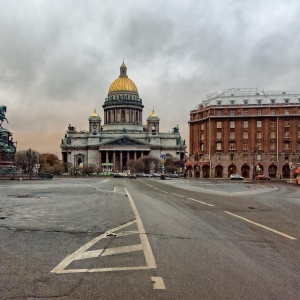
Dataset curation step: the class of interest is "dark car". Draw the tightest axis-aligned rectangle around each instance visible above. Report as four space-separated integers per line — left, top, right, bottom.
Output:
255 175 270 180
230 174 244 180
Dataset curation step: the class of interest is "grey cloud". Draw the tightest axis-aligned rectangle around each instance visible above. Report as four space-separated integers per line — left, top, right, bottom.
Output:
1 0 300 154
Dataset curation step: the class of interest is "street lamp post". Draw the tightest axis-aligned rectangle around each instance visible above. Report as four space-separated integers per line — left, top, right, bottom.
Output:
73 150 77 176
252 147 258 179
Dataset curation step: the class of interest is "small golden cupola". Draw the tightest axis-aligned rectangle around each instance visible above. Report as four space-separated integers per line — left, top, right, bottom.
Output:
89 109 101 134
147 108 160 134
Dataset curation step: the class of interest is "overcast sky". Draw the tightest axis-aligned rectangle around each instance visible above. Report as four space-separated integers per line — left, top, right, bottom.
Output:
1 0 300 155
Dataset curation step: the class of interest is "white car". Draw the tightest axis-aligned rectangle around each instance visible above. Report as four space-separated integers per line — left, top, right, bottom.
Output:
230 174 244 180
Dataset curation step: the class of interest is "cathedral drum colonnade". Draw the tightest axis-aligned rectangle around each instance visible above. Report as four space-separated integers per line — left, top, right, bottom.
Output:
61 62 186 173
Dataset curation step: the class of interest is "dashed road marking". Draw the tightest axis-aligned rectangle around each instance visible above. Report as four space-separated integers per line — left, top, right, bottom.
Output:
224 211 297 240
171 193 184 198
188 197 214 207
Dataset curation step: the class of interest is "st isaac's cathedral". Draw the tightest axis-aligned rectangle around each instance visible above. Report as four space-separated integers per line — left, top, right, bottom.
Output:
61 62 186 172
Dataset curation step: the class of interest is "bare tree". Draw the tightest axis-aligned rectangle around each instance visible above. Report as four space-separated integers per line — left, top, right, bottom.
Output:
15 149 39 173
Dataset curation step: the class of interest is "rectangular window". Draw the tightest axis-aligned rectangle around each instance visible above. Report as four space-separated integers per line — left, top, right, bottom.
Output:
201 134 204 140
257 142 262 150
270 142 276 150
285 109 289 115
284 143 289 150
270 154 275 161
243 110 248 116
230 132 235 139
229 143 235 150
217 122 222 129
243 132 248 139
230 121 235 128
271 131 276 138
201 124 204 130
284 121 290 127
285 98 289 104
257 132 262 139
271 110 275 115
257 120 262 128
271 121 276 127
284 129 290 138
230 110 235 116
216 132 221 139
243 121 248 128
257 110 262 116
217 110 222 116
216 143 222 150
244 100 248 105
243 142 248 150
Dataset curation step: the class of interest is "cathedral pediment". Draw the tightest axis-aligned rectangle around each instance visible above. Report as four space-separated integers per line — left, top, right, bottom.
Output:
103 135 147 146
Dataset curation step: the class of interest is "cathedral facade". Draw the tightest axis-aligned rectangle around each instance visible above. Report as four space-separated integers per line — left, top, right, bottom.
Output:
61 63 186 172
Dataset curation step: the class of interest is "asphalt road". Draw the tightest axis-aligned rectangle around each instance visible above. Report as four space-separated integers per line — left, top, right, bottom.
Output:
0 177 300 299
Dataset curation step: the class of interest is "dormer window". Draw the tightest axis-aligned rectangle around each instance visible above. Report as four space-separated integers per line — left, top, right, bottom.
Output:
217 100 222 106
271 99 275 104
285 98 289 104
257 99 262 105
243 99 248 105
230 100 235 105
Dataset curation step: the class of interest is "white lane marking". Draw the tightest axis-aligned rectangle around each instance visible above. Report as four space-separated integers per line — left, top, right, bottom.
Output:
51 220 138 273
125 188 157 269
224 211 297 240
159 190 168 193
151 277 166 290
56 266 151 273
95 187 115 193
75 244 143 260
171 193 184 198
188 198 214 207
101 179 111 183
102 244 143 256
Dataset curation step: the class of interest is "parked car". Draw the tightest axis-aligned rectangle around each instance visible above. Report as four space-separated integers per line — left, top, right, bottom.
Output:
230 174 244 180
113 172 124 178
168 173 179 178
128 173 137 179
255 175 270 180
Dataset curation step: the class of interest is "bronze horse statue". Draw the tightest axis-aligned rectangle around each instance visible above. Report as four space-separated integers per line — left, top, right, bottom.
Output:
0 105 9 127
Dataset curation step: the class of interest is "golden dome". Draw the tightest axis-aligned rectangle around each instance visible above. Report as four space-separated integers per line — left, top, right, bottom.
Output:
150 108 157 117
109 77 138 93
91 109 99 117
108 62 138 94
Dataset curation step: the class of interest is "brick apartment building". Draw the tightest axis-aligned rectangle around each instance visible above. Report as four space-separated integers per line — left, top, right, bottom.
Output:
188 88 300 179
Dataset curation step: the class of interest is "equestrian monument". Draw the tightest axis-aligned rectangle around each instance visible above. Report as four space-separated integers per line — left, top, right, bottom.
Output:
0 105 16 168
